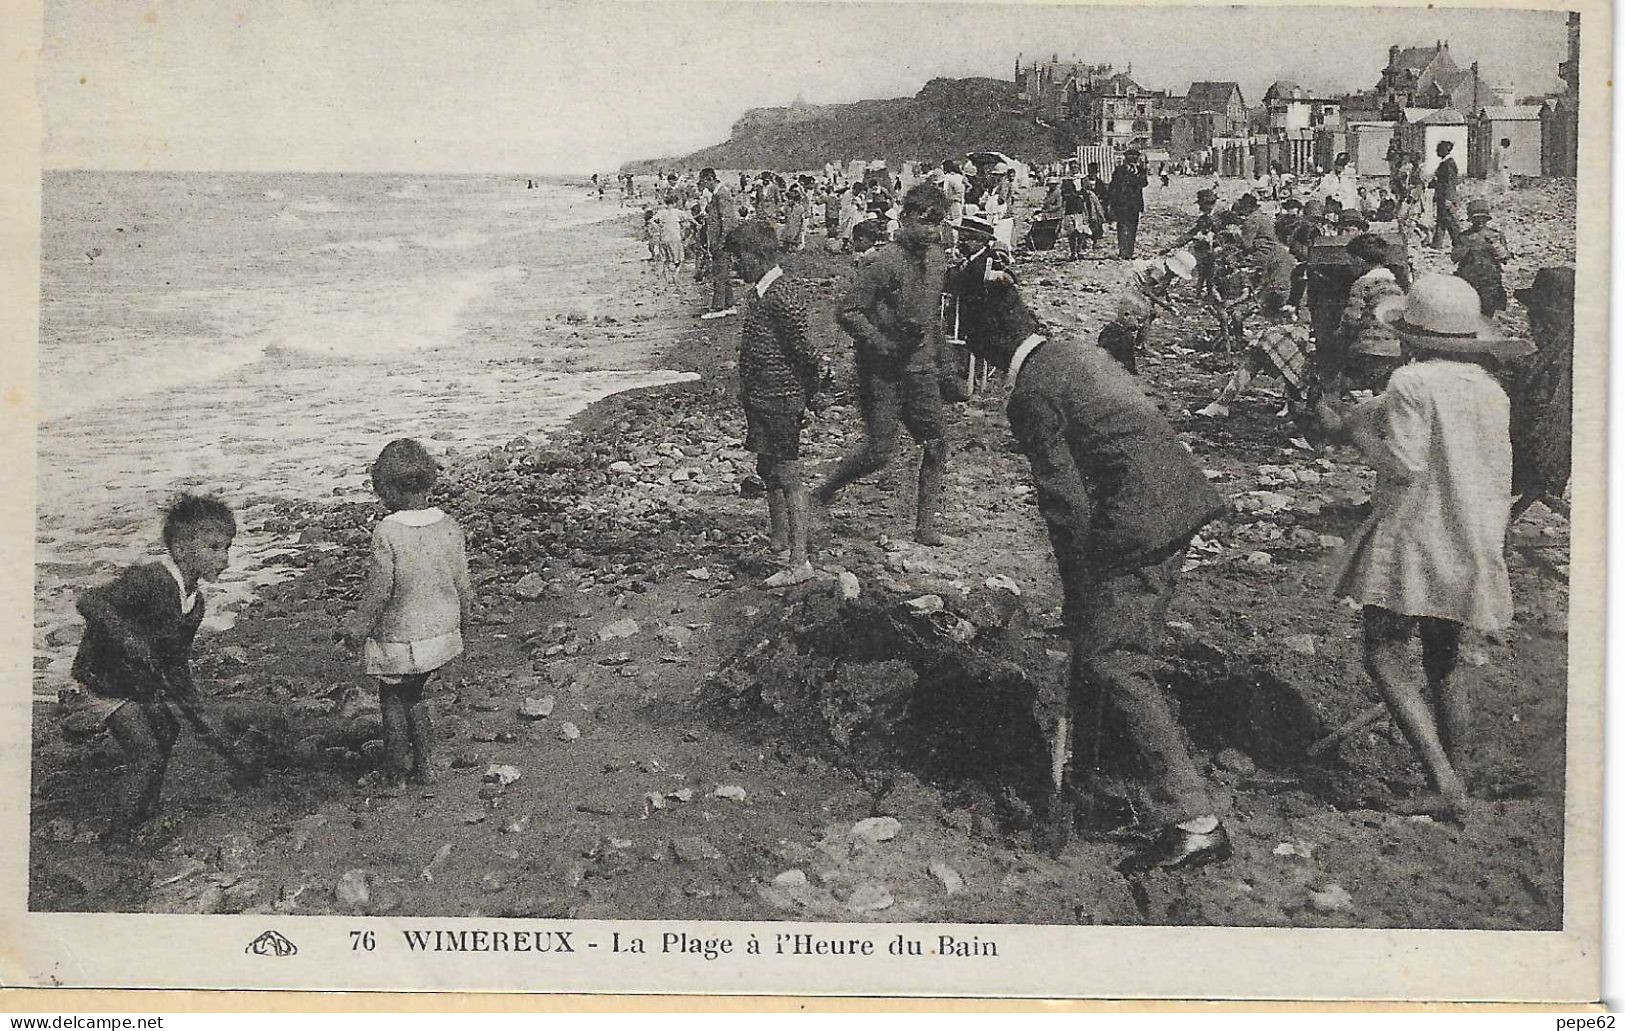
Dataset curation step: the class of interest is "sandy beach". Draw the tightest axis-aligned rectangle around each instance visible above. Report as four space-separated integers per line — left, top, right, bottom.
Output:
30 173 1573 930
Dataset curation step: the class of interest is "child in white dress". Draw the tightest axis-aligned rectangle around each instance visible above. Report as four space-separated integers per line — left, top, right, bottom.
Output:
1320 275 1531 818
341 439 473 786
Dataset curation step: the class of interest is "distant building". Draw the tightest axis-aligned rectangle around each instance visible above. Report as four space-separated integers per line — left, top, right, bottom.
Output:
1186 81 1248 136
1377 41 1465 116
1268 94 1343 136
1541 12 1580 176
1397 107 1470 178
1080 71 1169 150
1015 53 1114 122
1469 106 1543 178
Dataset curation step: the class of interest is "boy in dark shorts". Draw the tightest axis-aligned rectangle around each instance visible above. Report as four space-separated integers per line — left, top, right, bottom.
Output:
727 220 823 586
814 182 954 545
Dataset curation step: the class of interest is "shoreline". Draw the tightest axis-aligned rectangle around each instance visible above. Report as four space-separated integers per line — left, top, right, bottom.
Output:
30 177 1574 930
31 192 693 678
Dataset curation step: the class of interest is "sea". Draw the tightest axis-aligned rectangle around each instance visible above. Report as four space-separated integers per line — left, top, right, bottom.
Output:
33 170 694 685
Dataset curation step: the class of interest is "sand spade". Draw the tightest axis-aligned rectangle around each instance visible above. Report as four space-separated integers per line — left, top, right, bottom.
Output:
140 660 265 788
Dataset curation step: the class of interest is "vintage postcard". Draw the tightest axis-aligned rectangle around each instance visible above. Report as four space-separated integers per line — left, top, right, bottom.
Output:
0 0 1607 1003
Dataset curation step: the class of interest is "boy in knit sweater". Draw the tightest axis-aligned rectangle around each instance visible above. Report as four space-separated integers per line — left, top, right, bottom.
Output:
727 220 823 586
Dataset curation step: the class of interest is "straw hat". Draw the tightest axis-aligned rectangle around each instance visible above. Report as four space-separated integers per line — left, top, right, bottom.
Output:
1466 198 1492 219
1375 274 1533 357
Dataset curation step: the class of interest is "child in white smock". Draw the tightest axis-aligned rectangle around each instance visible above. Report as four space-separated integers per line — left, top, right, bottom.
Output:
1318 274 1532 819
341 439 473 786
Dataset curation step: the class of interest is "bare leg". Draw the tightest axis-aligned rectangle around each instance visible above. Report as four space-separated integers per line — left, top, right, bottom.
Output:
105 702 169 832
1420 617 1468 777
1362 608 1468 804
780 459 810 567
914 438 950 546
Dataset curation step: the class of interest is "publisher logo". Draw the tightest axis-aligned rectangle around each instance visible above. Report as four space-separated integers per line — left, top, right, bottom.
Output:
245 929 298 957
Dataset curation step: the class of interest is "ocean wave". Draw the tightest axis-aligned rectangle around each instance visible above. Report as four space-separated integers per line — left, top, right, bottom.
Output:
252 266 523 357
42 339 263 421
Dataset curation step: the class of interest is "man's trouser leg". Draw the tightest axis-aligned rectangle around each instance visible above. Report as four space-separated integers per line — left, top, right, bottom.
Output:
1067 550 1212 825
711 245 733 310
1118 215 1138 259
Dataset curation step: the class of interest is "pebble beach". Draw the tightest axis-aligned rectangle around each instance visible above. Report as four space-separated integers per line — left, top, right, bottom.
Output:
30 172 1575 931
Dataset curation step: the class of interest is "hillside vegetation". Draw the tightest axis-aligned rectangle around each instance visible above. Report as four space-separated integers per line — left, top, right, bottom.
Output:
625 77 1065 173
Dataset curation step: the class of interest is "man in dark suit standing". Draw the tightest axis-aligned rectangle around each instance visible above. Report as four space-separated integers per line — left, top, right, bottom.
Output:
1107 149 1149 259
699 168 740 319
954 272 1233 873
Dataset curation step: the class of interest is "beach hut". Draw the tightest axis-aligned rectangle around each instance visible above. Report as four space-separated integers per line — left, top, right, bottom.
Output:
1076 143 1117 173
1468 106 1542 178
1398 108 1469 179
1345 121 1399 176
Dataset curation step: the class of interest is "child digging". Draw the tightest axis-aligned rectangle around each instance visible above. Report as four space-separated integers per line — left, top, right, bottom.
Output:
72 494 253 843
1318 274 1532 818
341 439 473 788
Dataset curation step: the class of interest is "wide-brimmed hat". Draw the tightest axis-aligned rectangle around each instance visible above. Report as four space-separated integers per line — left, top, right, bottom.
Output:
1513 266 1575 309
1045 176 1061 185
1466 198 1492 219
1162 249 1197 280
1375 274 1533 357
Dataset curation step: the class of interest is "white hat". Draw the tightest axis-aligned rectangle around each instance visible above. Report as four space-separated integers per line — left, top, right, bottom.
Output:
1162 250 1197 280
1375 274 1533 357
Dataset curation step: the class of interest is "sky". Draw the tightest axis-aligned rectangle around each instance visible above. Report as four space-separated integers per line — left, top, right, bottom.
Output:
40 0 1573 175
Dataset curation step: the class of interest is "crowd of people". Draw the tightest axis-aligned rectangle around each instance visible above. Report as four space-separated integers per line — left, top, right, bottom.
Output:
697 152 1571 871
69 151 1573 883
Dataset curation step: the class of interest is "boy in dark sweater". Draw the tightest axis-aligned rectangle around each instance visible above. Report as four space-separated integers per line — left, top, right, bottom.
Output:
73 494 246 842
727 220 823 586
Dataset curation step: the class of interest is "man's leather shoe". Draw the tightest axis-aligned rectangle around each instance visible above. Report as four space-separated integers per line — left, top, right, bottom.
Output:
1117 821 1233 874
